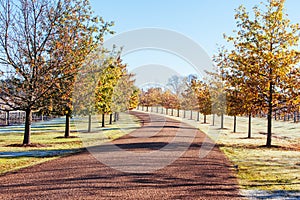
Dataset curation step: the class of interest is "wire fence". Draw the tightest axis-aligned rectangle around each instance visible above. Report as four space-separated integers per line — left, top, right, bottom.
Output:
0 111 57 126
137 105 300 123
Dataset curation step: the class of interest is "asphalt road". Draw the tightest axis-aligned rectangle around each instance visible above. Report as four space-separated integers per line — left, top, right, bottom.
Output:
0 111 244 200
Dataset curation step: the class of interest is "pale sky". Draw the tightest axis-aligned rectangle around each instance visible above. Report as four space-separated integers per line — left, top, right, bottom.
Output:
89 0 300 78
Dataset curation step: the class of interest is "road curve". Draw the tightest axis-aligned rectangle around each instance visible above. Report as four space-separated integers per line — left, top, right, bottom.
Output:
0 111 244 200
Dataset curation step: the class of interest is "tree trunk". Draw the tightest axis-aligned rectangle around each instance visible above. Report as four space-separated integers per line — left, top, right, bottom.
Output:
64 113 70 138
166 108 168 115
183 110 186 118
233 115 237 133
248 114 251 139
88 114 92 132
156 106 159 113
221 113 224 129
190 110 193 120
177 109 180 117
109 113 113 125
197 112 200 121
294 111 297 123
113 112 117 122
266 81 273 147
23 108 32 144
102 114 105 127
171 109 174 116
204 115 207 124
146 106 149 112
212 114 215 126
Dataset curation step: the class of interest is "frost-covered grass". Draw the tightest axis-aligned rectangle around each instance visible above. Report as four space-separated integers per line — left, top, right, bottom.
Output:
0 112 140 174
0 117 82 174
141 107 300 191
199 115 300 191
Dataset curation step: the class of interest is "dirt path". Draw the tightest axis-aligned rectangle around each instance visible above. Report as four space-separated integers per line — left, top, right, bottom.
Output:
0 111 244 200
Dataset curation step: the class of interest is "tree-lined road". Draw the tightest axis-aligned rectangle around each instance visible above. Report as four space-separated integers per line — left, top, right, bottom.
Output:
0 112 243 199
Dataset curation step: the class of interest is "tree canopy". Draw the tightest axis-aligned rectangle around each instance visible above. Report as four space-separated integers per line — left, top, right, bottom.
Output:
0 0 113 144
218 0 300 147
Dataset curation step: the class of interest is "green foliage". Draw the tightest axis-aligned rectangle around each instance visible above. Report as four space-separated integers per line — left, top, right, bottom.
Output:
95 56 125 114
73 48 106 117
112 72 137 112
74 48 138 128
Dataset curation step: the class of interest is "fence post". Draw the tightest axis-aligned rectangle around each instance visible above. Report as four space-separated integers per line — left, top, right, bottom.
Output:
6 111 10 126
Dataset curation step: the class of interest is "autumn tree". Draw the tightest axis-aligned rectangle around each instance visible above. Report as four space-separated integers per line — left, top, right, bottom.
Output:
129 86 140 111
0 0 69 144
161 90 180 116
181 76 198 119
139 87 162 112
283 65 300 123
95 56 124 127
0 0 113 143
223 0 300 146
50 1 113 137
0 0 71 144
139 90 146 111
72 49 106 132
213 47 254 135
206 66 227 129
111 71 138 123
191 80 212 124
51 1 113 137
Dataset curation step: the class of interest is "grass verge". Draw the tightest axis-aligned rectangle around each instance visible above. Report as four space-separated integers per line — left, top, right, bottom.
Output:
193 114 300 191
137 108 300 191
0 112 140 175
217 132 300 191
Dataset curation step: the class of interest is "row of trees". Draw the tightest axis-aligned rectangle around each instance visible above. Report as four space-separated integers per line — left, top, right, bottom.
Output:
140 72 299 148
214 0 300 147
139 0 300 148
73 50 139 132
0 0 138 145
139 75 211 123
